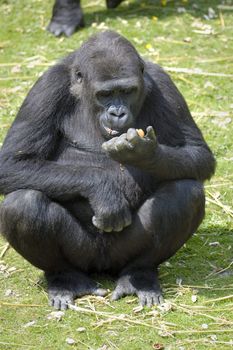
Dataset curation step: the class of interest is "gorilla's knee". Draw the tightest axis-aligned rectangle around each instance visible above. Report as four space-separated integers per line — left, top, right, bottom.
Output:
2 189 44 208
182 180 205 231
187 180 205 210
0 190 45 240
1 189 43 219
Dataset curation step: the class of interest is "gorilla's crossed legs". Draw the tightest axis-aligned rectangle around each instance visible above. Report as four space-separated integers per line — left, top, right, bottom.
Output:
1 179 204 309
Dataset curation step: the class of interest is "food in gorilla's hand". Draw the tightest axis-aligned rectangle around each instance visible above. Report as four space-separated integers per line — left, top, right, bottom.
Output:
136 129 145 138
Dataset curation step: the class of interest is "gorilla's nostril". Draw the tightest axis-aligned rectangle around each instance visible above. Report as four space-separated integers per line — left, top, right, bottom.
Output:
109 112 125 118
108 110 126 118
108 106 127 118
110 111 118 117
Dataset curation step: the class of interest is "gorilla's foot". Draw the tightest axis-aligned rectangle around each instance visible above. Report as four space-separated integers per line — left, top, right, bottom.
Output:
112 270 164 307
106 0 124 9
47 5 84 37
46 271 107 310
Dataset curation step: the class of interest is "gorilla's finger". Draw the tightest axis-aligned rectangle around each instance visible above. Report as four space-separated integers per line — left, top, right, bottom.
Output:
93 216 113 232
103 226 113 233
126 128 140 144
92 216 98 227
102 137 120 152
93 288 108 297
158 295 165 305
64 25 76 37
114 138 133 152
47 22 63 37
114 224 124 232
92 216 103 229
60 300 70 310
102 133 126 147
53 297 61 310
111 288 125 301
102 140 115 152
125 215 132 228
146 126 156 141
138 294 146 307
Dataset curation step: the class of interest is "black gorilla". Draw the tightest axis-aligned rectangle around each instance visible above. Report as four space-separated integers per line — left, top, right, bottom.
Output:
48 0 124 36
0 31 215 310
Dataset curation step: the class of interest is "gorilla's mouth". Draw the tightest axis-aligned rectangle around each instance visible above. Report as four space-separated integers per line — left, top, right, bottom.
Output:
100 116 129 139
103 125 120 137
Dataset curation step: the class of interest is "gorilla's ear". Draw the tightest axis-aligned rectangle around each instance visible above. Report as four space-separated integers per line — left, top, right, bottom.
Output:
139 58 145 74
75 70 83 84
141 61 145 74
70 69 83 98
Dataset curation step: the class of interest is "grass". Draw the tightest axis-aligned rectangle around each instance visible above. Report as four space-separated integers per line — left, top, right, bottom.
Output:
0 0 233 349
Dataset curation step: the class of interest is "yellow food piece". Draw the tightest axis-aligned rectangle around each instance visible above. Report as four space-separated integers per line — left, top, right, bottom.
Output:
136 129 145 138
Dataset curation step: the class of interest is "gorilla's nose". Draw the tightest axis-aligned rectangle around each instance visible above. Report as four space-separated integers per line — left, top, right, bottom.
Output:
108 106 127 119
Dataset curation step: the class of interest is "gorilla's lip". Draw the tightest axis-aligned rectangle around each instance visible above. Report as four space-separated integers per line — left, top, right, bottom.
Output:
103 125 120 136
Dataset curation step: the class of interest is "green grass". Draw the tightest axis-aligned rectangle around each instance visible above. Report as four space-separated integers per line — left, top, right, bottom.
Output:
0 0 233 349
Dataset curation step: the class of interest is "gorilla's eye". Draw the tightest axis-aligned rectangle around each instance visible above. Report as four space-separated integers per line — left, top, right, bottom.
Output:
97 90 112 98
123 87 137 95
75 71 83 84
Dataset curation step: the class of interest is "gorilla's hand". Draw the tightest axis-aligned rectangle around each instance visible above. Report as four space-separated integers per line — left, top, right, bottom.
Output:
102 126 157 166
90 188 132 233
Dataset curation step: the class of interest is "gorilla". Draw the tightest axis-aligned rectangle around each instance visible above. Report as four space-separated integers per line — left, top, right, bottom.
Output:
0 31 215 310
48 0 124 36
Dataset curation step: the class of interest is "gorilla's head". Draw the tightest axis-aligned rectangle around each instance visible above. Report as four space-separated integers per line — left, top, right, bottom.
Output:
70 31 146 139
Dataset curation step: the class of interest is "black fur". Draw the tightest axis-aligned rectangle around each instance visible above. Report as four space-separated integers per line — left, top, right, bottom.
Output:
47 0 124 36
0 31 215 309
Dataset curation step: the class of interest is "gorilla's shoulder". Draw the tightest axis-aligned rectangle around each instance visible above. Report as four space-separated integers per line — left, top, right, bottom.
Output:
144 61 168 80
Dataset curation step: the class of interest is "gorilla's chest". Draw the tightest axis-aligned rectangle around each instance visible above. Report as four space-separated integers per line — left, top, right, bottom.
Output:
57 146 154 209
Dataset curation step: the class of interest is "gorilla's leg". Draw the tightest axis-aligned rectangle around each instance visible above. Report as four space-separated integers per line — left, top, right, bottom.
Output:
0 190 107 309
47 0 84 37
112 180 205 306
106 0 124 9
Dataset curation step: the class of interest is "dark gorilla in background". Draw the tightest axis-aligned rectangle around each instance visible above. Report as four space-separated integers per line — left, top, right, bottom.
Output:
0 31 215 310
48 0 124 36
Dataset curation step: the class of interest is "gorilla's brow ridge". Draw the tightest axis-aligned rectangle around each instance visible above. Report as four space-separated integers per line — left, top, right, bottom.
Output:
93 77 140 91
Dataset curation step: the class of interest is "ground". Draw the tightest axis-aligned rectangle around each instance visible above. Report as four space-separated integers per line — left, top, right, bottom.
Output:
0 0 233 349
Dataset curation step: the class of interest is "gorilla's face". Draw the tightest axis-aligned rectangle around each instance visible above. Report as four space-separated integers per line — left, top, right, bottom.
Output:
71 67 145 140
95 76 143 139
70 31 146 139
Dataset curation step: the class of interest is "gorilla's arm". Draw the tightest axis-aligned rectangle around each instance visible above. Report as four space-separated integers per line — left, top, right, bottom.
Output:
0 65 110 202
102 126 215 182
102 65 216 182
